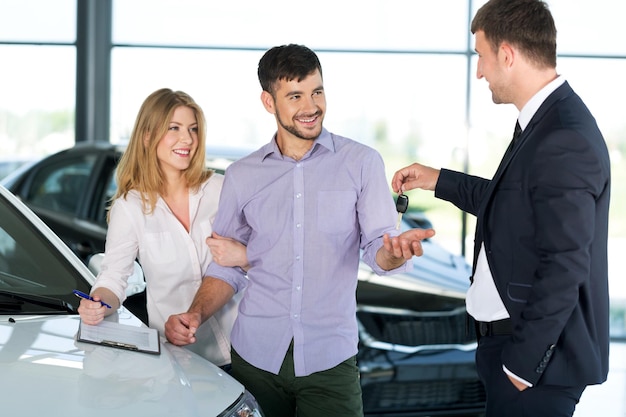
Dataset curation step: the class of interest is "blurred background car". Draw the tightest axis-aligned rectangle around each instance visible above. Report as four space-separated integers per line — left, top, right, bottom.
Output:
1 143 486 416
0 155 38 180
0 183 263 417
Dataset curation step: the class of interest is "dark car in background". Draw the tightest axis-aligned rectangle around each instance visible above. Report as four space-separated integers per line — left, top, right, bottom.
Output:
0 155 38 180
2 143 486 416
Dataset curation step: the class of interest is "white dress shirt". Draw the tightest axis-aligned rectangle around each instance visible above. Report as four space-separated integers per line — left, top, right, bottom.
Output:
92 174 240 366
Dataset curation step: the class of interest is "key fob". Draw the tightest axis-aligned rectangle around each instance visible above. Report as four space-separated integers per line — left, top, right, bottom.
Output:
396 194 409 213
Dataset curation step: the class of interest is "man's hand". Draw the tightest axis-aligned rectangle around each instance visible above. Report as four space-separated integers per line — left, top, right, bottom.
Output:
507 374 530 391
377 228 436 270
165 312 202 346
165 277 236 346
391 163 440 194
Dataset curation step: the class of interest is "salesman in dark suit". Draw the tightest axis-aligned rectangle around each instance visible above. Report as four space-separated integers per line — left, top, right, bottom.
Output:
391 0 610 416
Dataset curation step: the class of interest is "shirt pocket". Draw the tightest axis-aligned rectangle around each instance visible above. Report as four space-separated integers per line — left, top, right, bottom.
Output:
143 231 177 264
317 190 357 234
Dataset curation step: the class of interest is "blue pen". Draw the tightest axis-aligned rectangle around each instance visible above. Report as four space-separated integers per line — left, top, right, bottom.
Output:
73 289 112 309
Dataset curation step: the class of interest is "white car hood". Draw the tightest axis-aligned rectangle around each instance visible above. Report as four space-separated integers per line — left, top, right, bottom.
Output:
0 312 244 416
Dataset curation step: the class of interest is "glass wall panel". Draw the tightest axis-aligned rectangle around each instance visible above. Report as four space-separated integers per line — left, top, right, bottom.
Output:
113 0 469 51
111 48 467 164
110 48 267 146
550 0 626 56
0 45 76 157
0 0 76 43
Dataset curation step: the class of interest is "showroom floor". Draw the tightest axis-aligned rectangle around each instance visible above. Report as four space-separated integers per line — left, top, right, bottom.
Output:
574 341 626 417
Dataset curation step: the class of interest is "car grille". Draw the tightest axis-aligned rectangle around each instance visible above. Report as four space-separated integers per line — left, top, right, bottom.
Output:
356 306 485 415
362 379 486 415
357 306 476 350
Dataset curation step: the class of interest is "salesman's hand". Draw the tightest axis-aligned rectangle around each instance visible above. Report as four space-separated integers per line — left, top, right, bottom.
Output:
507 374 529 391
391 163 440 194
165 312 202 346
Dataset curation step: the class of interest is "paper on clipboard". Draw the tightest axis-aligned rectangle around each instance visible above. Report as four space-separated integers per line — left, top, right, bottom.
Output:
78 320 161 355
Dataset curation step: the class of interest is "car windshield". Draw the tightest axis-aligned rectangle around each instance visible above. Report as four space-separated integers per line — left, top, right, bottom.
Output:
0 192 90 314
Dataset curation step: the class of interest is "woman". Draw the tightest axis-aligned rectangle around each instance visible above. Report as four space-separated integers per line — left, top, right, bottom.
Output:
77 88 246 367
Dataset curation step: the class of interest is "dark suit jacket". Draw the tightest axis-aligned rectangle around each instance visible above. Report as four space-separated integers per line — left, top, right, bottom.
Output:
435 81 610 387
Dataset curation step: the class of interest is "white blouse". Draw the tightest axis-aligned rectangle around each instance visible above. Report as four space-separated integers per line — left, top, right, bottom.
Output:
92 173 240 366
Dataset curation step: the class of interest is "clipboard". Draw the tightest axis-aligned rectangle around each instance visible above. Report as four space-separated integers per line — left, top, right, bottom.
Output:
77 320 161 355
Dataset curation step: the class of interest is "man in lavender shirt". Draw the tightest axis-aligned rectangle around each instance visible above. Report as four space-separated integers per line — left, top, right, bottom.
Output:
165 44 434 417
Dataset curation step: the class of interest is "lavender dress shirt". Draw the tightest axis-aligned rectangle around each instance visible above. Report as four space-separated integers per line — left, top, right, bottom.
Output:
205 128 410 376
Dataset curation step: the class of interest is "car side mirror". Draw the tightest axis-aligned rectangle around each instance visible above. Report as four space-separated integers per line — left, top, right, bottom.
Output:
87 253 147 297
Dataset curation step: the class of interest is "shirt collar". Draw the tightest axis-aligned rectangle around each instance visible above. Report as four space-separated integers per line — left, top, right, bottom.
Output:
518 75 566 130
260 128 335 162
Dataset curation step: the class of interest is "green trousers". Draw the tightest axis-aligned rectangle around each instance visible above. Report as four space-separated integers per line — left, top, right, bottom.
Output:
230 343 363 417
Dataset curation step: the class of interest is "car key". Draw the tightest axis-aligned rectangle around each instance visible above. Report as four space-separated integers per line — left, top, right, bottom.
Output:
395 193 409 230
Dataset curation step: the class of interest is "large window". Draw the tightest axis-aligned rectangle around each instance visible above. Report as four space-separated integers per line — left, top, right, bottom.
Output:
2 1 626 331
112 0 470 51
0 0 76 157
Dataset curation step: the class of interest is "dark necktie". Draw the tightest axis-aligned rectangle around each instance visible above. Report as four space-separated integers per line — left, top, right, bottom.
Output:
513 120 522 144
504 120 522 158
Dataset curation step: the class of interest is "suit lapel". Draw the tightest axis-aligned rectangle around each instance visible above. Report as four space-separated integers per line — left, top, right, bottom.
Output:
482 82 574 203
473 82 575 262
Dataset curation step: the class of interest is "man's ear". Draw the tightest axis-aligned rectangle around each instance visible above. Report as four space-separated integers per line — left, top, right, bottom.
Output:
261 90 275 114
499 42 516 69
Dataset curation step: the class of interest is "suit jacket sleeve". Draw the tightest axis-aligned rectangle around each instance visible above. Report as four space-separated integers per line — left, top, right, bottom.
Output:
435 168 490 217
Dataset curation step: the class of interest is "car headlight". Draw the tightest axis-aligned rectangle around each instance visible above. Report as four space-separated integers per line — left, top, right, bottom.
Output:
218 390 264 417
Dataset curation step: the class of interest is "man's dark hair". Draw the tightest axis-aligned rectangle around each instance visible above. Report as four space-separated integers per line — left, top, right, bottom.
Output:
258 44 323 95
471 0 557 68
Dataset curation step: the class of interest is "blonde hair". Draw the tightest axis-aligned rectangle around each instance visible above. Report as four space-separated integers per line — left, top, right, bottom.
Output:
112 88 211 217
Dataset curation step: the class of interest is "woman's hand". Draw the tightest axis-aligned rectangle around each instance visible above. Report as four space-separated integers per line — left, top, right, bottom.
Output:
206 232 249 270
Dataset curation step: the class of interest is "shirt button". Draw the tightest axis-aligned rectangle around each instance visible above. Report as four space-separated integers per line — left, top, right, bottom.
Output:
296 223 301 228
296 193 302 198
296 285 301 291
293 314 299 318
296 255 301 261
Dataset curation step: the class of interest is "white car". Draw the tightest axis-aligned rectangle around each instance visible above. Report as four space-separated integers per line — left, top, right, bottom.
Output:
0 184 263 417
